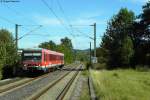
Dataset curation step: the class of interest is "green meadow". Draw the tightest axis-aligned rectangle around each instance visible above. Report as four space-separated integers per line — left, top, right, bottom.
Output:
91 69 150 100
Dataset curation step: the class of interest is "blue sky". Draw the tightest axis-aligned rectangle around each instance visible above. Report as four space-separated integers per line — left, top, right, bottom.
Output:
0 0 148 50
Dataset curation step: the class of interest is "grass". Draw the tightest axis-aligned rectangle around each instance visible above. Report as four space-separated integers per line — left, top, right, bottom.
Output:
80 70 90 100
80 80 90 100
91 69 150 100
82 70 89 76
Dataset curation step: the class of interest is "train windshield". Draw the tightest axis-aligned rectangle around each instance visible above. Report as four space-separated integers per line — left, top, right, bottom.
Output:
23 52 41 62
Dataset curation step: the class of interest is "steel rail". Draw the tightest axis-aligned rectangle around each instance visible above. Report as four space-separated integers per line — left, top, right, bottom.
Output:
29 65 82 100
29 71 71 100
56 67 80 100
0 72 51 94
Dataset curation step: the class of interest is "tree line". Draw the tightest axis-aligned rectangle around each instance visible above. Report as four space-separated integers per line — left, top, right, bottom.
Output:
97 1 150 69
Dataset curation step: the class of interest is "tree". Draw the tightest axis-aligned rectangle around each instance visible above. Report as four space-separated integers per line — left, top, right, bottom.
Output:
131 1 150 66
60 37 73 49
58 37 74 64
100 8 135 68
39 40 57 51
0 29 17 65
0 43 6 79
120 36 134 65
0 29 17 79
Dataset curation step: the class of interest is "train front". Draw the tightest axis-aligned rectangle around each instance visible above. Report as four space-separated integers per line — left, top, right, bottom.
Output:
22 49 42 72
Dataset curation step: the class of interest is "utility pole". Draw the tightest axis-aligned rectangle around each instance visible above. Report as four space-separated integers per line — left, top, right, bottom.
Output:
15 24 19 50
74 50 76 63
94 23 96 57
14 24 20 76
15 24 22 50
90 42 91 66
91 23 96 57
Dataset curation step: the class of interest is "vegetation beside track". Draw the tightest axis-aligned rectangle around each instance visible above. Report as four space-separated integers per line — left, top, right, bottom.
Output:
79 70 90 100
91 69 150 100
0 29 18 80
79 79 90 100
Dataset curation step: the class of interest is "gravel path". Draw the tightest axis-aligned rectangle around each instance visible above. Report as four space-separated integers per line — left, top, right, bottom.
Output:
0 70 68 100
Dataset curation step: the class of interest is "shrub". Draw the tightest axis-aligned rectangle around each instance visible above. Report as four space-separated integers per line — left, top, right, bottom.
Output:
136 65 150 72
93 63 107 70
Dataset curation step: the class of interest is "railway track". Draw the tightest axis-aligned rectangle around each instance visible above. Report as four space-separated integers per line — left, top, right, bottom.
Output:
56 67 80 100
0 72 51 94
0 63 77 94
28 64 82 100
0 77 22 87
0 64 81 100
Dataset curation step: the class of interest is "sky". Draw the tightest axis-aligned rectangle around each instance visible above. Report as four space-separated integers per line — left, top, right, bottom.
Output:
0 0 148 50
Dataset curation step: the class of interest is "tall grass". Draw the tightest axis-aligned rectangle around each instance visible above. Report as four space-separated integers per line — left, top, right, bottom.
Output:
91 69 150 100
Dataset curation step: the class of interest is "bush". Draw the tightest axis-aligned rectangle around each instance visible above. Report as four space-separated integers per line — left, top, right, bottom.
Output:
86 62 91 70
0 65 2 79
0 63 2 80
0 29 18 80
136 65 150 72
2 66 14 79
93 63 107 70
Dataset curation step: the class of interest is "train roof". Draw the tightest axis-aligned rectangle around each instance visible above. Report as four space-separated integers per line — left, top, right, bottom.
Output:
22 48 64 56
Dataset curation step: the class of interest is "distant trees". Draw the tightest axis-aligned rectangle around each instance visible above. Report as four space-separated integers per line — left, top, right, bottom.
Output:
0 29 18 79
38 37 74 64
39 40 57 51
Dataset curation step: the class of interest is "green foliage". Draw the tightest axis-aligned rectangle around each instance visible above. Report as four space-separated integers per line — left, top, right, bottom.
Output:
75 50 88 62
0 29 17 79
59 37 73 64
141 1 150 26
131 1 150 66
96 1 150 68
100 8 135 68
93 63 107 70
39 40 57 51
91 70 150 100
60 37 73 49
120 36 134 66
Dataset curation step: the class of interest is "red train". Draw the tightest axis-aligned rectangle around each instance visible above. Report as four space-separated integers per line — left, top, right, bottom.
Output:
22 48 64 72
